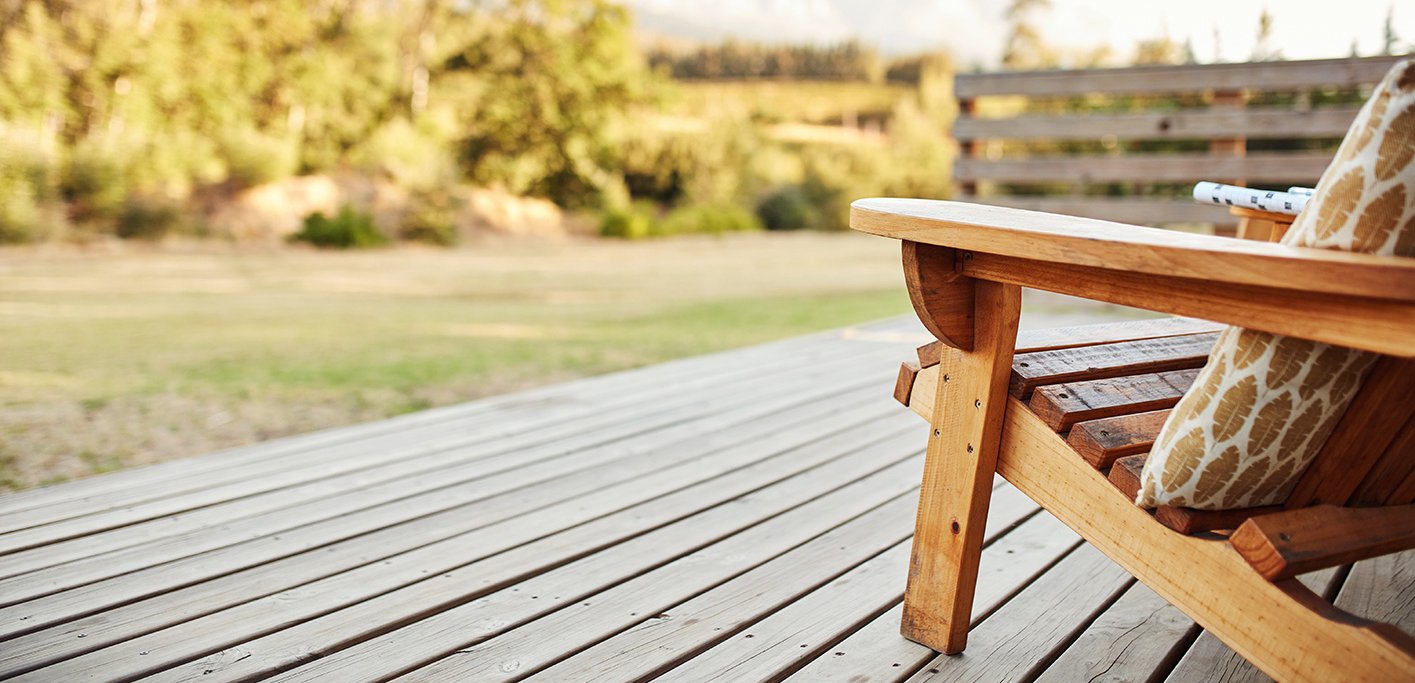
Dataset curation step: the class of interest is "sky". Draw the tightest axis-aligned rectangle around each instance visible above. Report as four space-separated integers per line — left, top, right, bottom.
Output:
625 0 1414 67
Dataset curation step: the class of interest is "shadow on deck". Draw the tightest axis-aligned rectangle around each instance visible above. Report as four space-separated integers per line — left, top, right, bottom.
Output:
0 317 1410 682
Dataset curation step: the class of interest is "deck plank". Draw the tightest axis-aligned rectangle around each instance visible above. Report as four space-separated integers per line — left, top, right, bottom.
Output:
541 485 1036 683
1034 582 1197 682
274 461 929 682
906 545 1134 682
4 394 911 678
3 315 1408 683
0 349 892 598
781 513 1082 683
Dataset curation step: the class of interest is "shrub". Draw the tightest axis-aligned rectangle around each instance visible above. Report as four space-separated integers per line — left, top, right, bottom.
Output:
598 203 655 239
756 185 820 231
0 175 41 243
290 206 388 248
116 196 183 240
219 128 299 189
656 203 762 236
398 191 459 246
64 136 132 222
353 119 457 193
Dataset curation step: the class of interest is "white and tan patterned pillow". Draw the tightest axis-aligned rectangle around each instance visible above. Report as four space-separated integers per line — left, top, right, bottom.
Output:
1136 59 1415 510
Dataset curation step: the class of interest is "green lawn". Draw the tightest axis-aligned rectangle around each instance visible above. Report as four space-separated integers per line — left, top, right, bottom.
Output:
0 232 915 490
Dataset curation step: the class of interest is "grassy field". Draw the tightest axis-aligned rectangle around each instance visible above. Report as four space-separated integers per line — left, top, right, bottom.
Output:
0 231 1152 491
0 232 918 490
669 80 912 124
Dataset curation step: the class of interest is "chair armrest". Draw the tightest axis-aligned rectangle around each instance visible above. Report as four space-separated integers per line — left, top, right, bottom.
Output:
852 198 1415 356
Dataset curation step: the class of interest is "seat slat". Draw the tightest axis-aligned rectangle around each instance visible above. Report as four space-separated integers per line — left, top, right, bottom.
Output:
1069 410 1172 469
1030 369 1198 432
915 317 1223 369
1010 332 1217 399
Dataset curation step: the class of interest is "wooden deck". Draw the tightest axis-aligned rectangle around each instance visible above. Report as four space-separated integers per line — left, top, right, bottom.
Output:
0 316 1410 682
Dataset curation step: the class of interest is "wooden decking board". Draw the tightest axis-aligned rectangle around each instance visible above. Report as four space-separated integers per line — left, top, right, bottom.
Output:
4 317 1409 682
0 353 893 597
907 545 1135 682
1161 568 1343 683
1033 582 1198 682
0 335 763 526
538 485 1036 683
0 385 898 645
781 513 1082 683
142 423 925 683
1333 550 1415 632
0 339 886 550
646 489 1046 683
21 433 927 683
267 460 930 682
2 394 910 673
0 317 913 519
0 317 904 531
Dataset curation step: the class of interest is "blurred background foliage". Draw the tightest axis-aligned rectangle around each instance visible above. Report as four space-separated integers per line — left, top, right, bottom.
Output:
0 0 957 246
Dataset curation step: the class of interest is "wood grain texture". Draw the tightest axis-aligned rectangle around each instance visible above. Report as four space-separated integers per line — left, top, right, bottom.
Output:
995 400 1415 682
1029 368 1199 432
851 199 1415 303
915 317 1223 369
895 361 920 407
907 545 1134 682
1352 419 1415 506
1010 334 1215 399
964 196 1232 227
954 106 1362 142
901 281 1021 654
960 253 1415 357
1155 505 1284 535
1230 505 1415 581
1164 568 1343 683
1032 581 1197 683
954 55 1401 98
1286 356 1415 508
1334 550 1415 633
1108 454 1147 501
1068 410 1171 469
779 514 1081 683
955 152 1331 184
902 241 973 351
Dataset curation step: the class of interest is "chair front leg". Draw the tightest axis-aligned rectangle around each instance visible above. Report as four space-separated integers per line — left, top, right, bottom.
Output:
898 241 1021 654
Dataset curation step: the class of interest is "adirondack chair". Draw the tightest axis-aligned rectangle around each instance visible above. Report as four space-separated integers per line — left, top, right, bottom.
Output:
855 198 1415 682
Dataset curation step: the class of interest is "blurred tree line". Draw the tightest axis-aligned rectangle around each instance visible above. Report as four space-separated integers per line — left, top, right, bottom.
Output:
646 40 885 82
0 0 958 244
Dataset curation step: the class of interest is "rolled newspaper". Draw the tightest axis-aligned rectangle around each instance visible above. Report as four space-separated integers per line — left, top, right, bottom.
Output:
1192 182 1310 215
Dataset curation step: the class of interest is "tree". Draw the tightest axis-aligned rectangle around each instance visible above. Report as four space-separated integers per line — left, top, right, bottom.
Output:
1251 8 1283 61
1384 4 1400 55
1002 0 1056 69
445 0 655 208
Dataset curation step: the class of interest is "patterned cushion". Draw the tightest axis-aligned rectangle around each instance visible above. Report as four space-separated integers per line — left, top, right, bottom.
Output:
1136 59 1415 510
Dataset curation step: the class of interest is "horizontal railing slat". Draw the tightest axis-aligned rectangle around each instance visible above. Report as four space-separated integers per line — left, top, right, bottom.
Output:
955 56 1401 98
954 105 1361 141
956 152 1332 183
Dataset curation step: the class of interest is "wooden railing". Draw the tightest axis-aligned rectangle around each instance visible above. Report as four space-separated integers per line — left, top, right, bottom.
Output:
953 56 1405 228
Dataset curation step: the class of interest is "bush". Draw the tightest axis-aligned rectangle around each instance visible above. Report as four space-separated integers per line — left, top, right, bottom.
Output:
219 128 299 188
398 191 459 246
0 175 41 243
756 185 820 231
64 136 132 222
598 203 655 239
290 206 388 248
116 196 183 240
656 203 762 236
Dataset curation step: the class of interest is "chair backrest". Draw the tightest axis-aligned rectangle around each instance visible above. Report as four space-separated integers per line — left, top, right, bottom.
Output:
1286 356 1415 508
953 56 1403 230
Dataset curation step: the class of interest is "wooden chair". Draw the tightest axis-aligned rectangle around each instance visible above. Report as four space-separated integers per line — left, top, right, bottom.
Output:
855 198 1415 682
